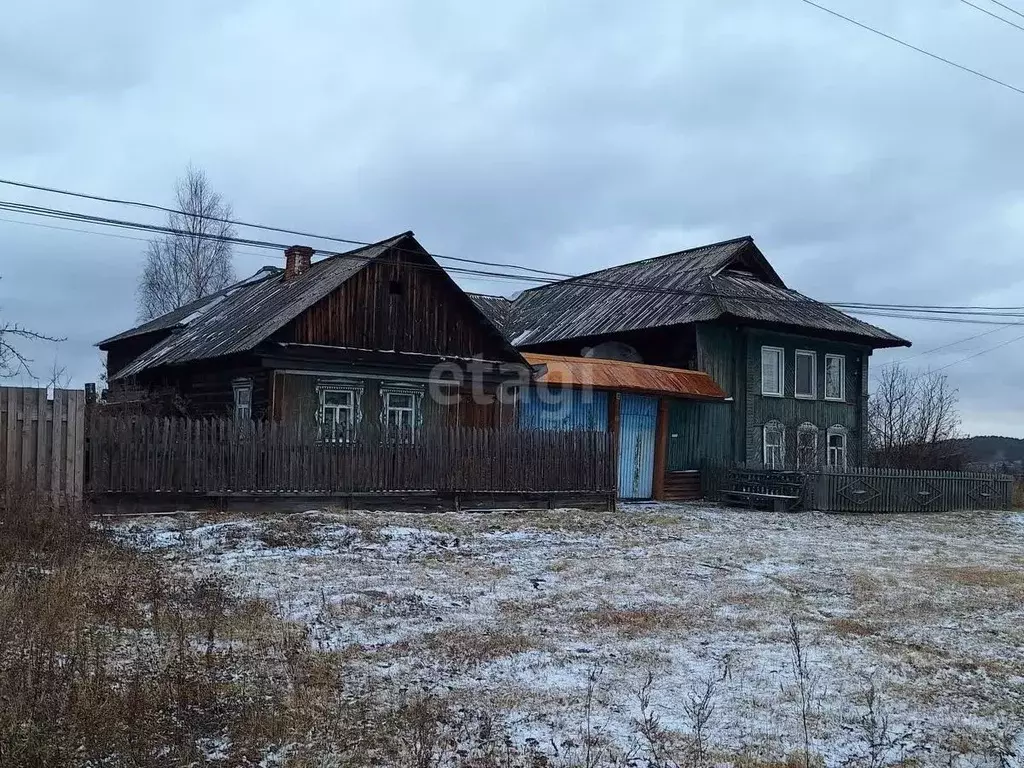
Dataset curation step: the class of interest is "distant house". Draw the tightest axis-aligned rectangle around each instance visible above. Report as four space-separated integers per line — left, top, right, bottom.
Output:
470 235 909 495
98 232 908 502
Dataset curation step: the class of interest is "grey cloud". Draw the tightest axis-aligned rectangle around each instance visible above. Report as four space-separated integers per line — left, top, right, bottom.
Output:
2 0 1023 434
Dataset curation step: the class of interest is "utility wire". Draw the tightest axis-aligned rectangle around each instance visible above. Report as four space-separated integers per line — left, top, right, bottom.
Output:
930 329 1024 372
8 196 1024 336
960 0 1024 33
0 177 573 283
794 0 1024 96
9 176 1024 316
987 0 1024 20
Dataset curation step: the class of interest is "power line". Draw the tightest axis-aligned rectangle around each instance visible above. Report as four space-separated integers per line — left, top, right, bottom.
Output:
960 0 1024 33
0 177 573 283
794 0 1024 97
8 195 1024 331
987 0 1024 20
875 322 1018 371
8 175 1024 318
930 329 1024 372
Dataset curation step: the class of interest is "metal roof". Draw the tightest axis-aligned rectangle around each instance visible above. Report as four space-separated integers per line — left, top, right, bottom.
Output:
109 234 410 380
472 237 909 349
523 353 728 400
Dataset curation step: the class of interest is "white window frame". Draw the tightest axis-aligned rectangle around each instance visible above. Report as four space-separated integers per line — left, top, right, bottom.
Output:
381 387 422 442
827 426 848 470
232 378 253 422
318 387 359 443
794 350 817 400
824 354 846 402
761 346 784 397
796 422 819 469
763 420 785 469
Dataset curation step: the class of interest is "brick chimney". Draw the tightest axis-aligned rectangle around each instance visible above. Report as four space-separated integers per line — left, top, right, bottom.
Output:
284 245 313 280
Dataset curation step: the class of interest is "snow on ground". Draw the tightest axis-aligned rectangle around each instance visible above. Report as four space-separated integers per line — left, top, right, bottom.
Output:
113 504 1024 765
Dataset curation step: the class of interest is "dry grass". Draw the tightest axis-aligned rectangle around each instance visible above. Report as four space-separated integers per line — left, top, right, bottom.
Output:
576 603 706 638
828 617 880 639
928 565 1024 589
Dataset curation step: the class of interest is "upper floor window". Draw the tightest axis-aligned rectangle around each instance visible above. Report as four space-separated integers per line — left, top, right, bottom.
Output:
320 388 358 442
761 346 784 397
764 420 785 469
825 355 846 401
232 379 252 421
795 350 816 399
796 422 819 469
827 426 848 469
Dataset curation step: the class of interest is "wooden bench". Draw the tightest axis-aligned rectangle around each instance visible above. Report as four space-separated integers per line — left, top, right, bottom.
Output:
722 488 800 513
722 470 804 512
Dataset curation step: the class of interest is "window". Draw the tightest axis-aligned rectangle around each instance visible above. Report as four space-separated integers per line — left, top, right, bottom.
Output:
795 350 816 399
319 388 358 442
825 355 846 401
796 423 819 469
763 420 785 469
761 347 784 397
382 388 420 441
827 427 848 469
232 379 252 421
388 279 403 296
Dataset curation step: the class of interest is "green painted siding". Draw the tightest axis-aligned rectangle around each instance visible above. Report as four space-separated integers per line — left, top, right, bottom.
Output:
667 399 732 470
743 330 869 467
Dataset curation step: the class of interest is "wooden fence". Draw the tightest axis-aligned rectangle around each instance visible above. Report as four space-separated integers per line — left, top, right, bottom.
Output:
88 415 616 498
702 463 1013 513
0 386 86 501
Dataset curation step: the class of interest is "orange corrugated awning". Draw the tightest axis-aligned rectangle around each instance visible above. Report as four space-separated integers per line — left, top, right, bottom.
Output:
522 353 727 400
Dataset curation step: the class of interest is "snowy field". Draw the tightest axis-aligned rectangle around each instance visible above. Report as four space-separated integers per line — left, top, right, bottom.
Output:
114 503 1024 766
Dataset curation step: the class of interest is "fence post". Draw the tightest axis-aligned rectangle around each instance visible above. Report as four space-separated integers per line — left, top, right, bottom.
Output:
816 470 831 512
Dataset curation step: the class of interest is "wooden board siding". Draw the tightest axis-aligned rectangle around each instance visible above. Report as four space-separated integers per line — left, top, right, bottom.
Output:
742 330 868 467
663 470 702 501
652 398 669 499
277 250 515 362
666 399 733 470
273 372 511 433
0 386 85 501
521 325 699 370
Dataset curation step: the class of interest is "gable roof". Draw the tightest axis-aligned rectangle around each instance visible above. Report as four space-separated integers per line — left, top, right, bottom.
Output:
470 237 909 349
104 232 522 380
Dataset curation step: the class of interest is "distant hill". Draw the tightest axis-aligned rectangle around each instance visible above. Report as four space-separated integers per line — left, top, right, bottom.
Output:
953 435 1024 465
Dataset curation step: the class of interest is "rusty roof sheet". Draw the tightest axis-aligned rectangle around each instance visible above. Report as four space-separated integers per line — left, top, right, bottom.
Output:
522 353 727 400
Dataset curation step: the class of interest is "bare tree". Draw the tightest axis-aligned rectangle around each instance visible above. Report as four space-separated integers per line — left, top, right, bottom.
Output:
867 363 963 469
137 166 236 321
0 280 62 378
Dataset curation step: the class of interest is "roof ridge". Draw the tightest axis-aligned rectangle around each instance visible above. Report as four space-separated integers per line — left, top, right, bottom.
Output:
516 235 753 296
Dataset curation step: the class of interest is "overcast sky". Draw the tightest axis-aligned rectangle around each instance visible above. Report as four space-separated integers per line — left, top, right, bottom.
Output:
2 1 1023 435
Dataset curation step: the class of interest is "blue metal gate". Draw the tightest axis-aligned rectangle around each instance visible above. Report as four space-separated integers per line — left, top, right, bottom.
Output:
618 395 658 499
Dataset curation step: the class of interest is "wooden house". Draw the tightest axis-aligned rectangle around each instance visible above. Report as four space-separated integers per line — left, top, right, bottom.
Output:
98 233 529 438
98 232 907 502
470 236 909 498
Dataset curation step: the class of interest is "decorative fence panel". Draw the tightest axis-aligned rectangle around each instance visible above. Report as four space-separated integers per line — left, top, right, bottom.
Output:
808 467 1013 513
0 386 86 501
88 415 616 497
701 463 1013 513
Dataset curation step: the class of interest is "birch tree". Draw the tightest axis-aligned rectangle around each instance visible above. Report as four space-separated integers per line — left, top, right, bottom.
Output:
137 166 236 321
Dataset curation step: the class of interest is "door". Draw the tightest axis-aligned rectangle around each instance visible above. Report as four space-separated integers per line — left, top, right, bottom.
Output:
618 395 658 499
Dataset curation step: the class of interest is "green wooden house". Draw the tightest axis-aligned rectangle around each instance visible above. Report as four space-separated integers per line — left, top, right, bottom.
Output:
472 236 909 499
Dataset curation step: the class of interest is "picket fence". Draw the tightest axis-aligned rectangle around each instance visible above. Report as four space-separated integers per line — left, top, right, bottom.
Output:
88 415 616 498
702 463 1014 513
